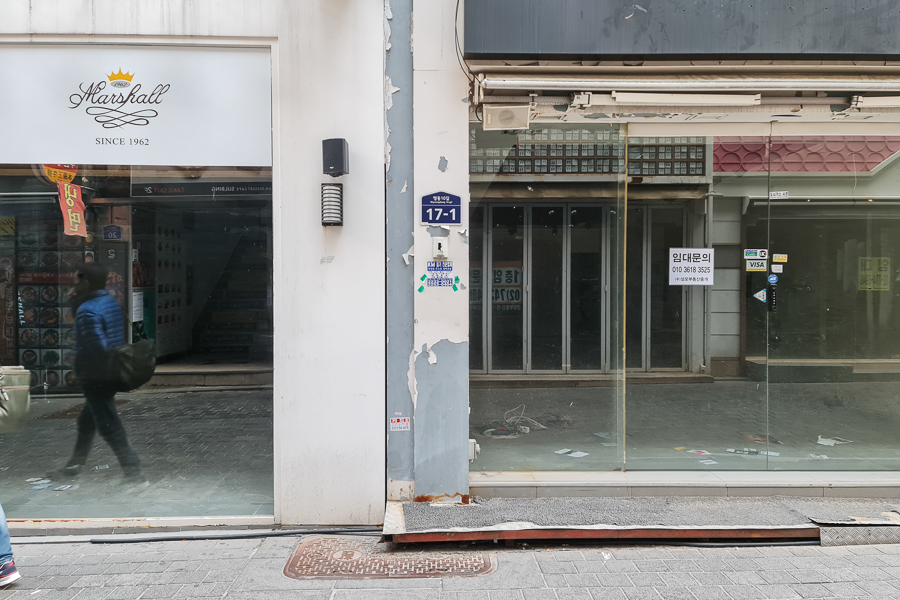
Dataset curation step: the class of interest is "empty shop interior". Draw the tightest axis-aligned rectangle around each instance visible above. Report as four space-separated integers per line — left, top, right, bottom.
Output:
466 124 900 474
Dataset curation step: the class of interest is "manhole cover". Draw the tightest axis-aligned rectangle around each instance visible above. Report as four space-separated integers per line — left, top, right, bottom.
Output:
283 536 496 579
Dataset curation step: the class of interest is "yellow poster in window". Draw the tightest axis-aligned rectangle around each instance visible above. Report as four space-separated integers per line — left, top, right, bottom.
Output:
0 217 14 237
858 257 891 291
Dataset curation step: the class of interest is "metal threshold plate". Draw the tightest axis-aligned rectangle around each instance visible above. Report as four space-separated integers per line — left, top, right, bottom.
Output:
283 536 497 580
820 525 900 546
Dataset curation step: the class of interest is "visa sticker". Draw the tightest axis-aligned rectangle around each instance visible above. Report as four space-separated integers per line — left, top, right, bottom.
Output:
746 259 767 271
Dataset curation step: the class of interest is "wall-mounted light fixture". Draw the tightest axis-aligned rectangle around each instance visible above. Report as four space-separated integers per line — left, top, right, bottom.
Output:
321 183 343 226
321 138 349 226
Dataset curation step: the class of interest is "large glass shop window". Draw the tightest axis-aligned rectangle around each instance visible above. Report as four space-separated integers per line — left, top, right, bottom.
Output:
468 123 900 474
0 164 274 518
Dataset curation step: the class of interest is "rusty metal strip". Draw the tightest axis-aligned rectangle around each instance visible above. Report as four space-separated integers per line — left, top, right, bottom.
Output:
389 527 820 543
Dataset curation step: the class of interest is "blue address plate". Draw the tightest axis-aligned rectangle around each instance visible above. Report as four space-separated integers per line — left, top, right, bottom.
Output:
422 191 461 224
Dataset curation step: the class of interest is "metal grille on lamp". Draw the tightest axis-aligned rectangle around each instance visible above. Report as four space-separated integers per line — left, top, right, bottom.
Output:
321 183 343 226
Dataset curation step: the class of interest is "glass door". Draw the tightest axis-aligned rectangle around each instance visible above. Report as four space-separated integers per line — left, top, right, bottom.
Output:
488 206 525 371
485 204 613 374
762 134 900 470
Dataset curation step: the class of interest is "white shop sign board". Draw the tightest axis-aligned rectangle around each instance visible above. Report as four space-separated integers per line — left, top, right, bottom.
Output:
0 45 272 166
669 248 714 286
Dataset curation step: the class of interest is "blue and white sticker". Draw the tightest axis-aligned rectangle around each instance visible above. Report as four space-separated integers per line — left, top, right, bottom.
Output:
767 274 779 284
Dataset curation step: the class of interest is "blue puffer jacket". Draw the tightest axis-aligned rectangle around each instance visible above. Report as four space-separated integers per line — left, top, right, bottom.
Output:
73 290 125 383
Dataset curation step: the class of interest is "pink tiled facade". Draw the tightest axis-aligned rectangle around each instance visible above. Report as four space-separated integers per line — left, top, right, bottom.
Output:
713 137 900 173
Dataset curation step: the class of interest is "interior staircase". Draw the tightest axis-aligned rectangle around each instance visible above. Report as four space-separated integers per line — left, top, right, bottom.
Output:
192 234 273 360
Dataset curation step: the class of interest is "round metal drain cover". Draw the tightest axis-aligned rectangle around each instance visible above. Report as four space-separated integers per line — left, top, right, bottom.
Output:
283 536 496 579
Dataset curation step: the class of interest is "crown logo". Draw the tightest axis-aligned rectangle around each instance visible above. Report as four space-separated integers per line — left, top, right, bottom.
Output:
107 69 135 83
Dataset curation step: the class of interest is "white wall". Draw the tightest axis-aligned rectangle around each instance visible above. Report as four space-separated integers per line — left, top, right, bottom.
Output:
0 0 387 524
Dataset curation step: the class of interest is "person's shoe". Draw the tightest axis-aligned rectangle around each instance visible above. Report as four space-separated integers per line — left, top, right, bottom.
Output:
46 464 82 479
121 473 150 490
0 560 21 587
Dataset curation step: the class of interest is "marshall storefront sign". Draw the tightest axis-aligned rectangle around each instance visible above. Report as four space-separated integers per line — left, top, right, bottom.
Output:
0 45 272 166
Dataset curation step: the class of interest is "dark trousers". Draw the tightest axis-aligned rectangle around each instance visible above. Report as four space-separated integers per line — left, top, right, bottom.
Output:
67 384 141 476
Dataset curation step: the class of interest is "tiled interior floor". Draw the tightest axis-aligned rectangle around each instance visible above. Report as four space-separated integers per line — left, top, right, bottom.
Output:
469 380 900 472
0 388 273 519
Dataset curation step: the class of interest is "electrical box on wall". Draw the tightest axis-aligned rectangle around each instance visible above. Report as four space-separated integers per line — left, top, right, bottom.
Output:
433 237 449 260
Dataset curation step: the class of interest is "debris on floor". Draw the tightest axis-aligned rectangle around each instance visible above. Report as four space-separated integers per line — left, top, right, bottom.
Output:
568 451 589 458
809 453 829 459
479 405 572 439
743 433 784 445
817 436 852 446
699 459 718 465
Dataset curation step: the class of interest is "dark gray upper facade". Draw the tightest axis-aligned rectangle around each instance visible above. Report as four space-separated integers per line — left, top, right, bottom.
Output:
464 0 900 59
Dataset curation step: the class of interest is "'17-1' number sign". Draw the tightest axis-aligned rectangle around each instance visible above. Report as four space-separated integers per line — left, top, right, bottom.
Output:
422 191 462 225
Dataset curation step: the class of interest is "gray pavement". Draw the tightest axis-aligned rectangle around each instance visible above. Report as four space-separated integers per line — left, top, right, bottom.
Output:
0 388 273 519
4 534 900 600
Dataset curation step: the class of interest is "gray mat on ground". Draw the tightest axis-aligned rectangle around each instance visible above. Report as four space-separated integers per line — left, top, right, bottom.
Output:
401 496 900 531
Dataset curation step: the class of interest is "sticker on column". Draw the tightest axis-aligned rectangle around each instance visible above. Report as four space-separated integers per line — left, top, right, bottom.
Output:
768 191 789 200
746 259 767 271
771 264 783 273
753 289 767 303
390 417 411 431
772 254 787 263
767 274 779 284
744 249 768 260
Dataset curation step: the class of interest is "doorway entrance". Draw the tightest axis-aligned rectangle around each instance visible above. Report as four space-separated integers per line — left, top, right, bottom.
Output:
469 202 687 375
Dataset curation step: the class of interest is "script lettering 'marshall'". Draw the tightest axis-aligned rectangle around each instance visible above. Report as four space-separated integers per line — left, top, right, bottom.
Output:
69 80 171 129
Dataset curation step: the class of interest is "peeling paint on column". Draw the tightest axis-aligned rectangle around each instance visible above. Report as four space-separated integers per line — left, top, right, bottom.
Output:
407 347 419 410
409 0 472 502
412 340 469 498
402 244 415 265
386 0 416 495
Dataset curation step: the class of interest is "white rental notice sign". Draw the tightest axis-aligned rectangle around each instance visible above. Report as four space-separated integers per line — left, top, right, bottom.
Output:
0 45 272 166
669 248 714 285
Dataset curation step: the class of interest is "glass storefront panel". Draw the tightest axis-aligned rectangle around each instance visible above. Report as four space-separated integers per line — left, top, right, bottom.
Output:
468 123 626 472
0 164 274 517
469 123 900 474
760 136 900 471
